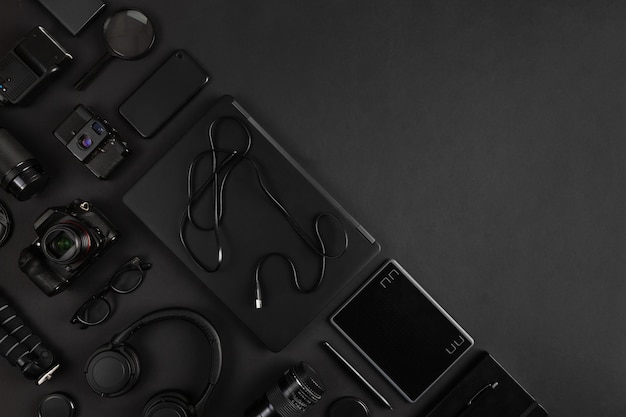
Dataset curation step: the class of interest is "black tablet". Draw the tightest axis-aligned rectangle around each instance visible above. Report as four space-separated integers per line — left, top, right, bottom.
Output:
331 259 473 402
123 95 381 351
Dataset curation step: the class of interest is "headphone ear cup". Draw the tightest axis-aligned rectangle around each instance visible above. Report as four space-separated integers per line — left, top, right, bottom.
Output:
84 343 141 397
142 392 195 417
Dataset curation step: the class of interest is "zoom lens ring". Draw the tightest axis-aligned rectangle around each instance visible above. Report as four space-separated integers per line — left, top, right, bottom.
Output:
266 384 303 417
283 371 318 408
292 364 325 400
265 363 325 417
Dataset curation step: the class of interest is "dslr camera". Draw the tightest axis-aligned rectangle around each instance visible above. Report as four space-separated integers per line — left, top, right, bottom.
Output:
54 105 130 179
19 199 119 296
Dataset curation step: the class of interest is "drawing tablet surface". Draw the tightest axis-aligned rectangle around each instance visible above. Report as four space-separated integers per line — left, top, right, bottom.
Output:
123 95 380 351
331 259 473 402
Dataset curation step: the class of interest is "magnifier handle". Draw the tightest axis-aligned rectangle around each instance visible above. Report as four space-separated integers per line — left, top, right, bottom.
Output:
74 53 113 91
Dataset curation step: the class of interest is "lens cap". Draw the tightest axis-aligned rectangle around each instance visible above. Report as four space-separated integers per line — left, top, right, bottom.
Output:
38 393 75 417
0 201 11 246
328 397 369 417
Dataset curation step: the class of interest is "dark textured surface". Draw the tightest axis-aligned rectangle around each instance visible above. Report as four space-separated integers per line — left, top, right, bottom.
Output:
0 1 625 416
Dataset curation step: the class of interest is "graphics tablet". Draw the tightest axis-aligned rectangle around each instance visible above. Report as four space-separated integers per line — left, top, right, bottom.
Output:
331 259 473 402
123 95 381 351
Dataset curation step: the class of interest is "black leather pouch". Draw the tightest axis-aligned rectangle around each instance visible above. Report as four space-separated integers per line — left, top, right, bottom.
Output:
426 352 548 417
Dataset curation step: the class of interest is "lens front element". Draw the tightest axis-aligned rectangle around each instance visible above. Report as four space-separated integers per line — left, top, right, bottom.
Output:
42 223 91 264
49 232 75 256
78 135 94 150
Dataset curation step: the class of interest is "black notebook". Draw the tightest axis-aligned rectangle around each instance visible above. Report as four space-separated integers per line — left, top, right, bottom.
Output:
123 95 381 351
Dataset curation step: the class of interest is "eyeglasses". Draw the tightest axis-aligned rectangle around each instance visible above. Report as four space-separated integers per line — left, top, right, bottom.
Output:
71 257 151 328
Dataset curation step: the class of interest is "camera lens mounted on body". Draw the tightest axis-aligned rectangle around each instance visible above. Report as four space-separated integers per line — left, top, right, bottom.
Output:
77 135 94 150
41 222 91 264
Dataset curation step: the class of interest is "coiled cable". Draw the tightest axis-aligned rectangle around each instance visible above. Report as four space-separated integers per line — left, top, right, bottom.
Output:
179 117 348 306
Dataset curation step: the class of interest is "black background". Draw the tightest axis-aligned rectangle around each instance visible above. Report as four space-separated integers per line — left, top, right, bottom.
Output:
0 1 624 417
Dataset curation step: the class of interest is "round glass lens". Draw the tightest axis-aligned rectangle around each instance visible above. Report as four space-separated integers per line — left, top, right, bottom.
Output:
104 9 155 58
55 235 73 251
78 135 93 150
78 297 110 325
42 223 90 264
110 268 143 293
46 232 75 258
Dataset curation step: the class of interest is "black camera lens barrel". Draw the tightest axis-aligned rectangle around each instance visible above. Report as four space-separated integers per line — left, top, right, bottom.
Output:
0 128 48 201
244 362 326 417
41 222 91 264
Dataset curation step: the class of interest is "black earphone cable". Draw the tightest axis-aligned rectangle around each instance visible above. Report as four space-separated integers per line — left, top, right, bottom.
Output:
179 151 239 272
179 117 349 303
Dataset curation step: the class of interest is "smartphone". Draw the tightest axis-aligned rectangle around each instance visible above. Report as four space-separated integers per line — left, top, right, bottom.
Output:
119 50 210 138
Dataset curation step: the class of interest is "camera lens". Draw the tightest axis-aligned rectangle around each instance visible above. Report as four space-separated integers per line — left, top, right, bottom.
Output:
48 233 74 257
41 223 91 264
244 362 325 417
78 135 94 150
0 128 48 201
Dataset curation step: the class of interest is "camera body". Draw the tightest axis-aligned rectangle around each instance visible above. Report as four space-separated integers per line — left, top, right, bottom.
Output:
19 199 119 296
0 26 72 106
54 105 130 179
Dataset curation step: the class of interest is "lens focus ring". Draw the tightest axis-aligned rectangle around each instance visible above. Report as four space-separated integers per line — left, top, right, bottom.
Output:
265 363 326 417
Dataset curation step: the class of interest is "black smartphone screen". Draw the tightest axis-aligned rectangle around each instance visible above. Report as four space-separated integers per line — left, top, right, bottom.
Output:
119 50 210 138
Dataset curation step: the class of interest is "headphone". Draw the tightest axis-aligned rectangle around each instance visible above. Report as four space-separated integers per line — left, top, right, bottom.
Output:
84 308 222 417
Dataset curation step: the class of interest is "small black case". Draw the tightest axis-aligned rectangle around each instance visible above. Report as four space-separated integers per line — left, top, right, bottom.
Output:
38 0 105 36
425 352 548 417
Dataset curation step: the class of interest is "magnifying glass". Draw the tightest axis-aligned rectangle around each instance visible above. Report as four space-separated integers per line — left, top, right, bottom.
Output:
74 9 155 91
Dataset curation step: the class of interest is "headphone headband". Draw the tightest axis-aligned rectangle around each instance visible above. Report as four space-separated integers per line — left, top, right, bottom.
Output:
110 307 222 412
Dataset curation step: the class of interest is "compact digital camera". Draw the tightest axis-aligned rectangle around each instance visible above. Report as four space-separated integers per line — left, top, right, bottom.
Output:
54 105 130 179
19 199 119 296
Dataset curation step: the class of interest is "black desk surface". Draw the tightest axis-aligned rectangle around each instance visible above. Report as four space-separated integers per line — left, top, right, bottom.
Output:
0 1 624 416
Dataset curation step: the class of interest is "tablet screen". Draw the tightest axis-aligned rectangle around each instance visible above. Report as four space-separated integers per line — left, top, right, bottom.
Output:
331 259 473 402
